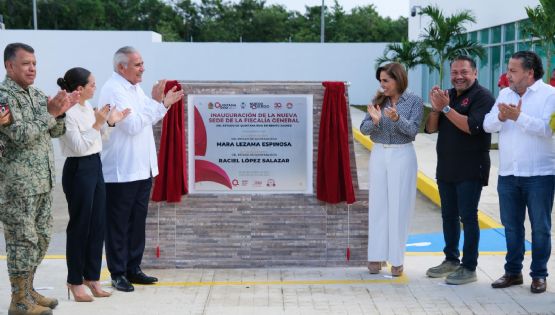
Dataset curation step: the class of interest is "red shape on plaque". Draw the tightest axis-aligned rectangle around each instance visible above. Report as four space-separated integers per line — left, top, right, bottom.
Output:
195 159 232 189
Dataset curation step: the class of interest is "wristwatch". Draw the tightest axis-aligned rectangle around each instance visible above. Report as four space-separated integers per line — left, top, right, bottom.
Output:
442 105 451 114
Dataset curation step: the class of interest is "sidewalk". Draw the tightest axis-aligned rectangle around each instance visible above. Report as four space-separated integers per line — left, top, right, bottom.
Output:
0 107 553 315
1 254 554 315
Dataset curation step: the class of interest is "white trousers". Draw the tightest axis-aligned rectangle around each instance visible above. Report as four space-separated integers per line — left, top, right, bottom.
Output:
367 142 417 266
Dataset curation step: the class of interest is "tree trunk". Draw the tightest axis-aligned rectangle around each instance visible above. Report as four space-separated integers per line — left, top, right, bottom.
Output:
439 58 445 89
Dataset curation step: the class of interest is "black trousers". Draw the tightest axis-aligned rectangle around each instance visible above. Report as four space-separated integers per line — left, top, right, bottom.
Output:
62 153 106 285
105 177 152 278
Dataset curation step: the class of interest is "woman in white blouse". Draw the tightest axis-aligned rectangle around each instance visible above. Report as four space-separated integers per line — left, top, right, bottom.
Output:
58 67 129 302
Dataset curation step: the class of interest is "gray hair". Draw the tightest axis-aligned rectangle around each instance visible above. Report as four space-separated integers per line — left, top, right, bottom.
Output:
113 46 138 71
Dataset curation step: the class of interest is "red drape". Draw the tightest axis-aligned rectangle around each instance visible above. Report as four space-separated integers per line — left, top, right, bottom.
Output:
316 81 355 204
151 80 188 202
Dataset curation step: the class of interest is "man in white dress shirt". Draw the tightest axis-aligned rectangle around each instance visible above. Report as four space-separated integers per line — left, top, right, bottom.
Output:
98 46 184 292
484 51 555 294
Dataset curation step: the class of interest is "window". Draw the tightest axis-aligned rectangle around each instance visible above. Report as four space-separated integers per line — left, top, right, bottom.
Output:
491 46 501 96
492 26 502 44
504 44 515 68
479 48 490 88
504 23 515 42
480 29 489 44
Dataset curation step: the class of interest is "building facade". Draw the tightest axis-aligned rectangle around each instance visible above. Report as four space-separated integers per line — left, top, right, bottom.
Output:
409 0 541 99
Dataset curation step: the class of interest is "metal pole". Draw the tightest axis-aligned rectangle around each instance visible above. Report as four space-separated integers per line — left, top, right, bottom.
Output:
320 0 324 43
33 0 38 30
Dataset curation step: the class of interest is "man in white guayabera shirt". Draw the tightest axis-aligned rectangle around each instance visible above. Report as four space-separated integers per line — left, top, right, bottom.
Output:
98 46 184 292
484 51 555 294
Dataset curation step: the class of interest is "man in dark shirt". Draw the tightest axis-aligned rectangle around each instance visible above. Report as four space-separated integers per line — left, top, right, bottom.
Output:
424 55 495 285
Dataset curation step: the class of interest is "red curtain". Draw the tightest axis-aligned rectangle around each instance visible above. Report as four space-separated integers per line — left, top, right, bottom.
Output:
316 82 355 204
151 80 188 202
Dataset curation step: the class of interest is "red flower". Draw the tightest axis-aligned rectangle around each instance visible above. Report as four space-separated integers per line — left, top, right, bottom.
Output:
461 98 470 106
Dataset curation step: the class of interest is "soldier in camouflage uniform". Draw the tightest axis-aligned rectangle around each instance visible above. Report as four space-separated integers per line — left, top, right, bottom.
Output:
0 43 78 315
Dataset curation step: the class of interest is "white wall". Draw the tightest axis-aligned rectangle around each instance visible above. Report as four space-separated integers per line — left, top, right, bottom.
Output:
0 30 161 102
408 0 539 41
0 30 409 105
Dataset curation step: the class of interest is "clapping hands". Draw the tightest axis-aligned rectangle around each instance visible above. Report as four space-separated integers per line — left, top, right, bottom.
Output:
93 104 111 130
368 102 399 125
93 104 131 130
108 107 131 125
367 103 381 125
497 99 521 122
151 79 167 103
47 90 80 117
151 79 185 109
383 102 400 122
429 86 449 112
0 109 11 126
163 86 185 109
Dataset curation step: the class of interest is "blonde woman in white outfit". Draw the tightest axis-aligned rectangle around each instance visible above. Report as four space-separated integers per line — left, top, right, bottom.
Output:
359 63 423 276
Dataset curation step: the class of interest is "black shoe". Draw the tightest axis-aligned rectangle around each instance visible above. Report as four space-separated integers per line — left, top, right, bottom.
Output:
127 269 158 284
531 278 547 293
111 275 134 292
491 273 523 288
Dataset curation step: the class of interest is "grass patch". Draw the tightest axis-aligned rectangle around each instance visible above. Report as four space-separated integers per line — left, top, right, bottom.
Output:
351 104 367 112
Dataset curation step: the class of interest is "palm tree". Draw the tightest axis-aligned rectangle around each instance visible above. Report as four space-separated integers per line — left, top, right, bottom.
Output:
375 39 434 71
522 0 555 81
419 5 485 87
